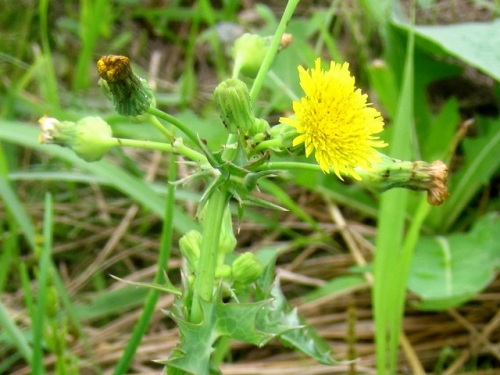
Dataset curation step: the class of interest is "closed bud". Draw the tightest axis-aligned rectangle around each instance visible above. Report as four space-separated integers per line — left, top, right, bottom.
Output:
179 230 202 273
232 33 268 78
232 252 263 284
250 118 270 136
38 115 113 162
215 264 232 279
267 123 301 155
218 205 237 257
214 78 255 135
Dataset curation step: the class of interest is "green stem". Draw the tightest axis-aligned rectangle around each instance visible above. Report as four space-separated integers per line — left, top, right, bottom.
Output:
147 107 219 167
113 153 177 375
249 0 300 104
190 187 228 323
256 161 322 173
147 113 174 142
221 133 240 162
106 137 208 165
250 138 284 154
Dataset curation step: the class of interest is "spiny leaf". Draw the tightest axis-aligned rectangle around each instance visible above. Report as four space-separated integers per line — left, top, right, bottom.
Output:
263 281 343 365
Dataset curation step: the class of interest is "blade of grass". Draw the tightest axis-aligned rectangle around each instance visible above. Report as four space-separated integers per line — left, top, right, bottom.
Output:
0 174 37 251
373 10 415 375
0 221 19 291
0 300 32 365
38 0 59 108
73 0 110 91
32 193 54 374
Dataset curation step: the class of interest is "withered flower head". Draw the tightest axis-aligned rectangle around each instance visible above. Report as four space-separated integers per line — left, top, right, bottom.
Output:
97 55 154 116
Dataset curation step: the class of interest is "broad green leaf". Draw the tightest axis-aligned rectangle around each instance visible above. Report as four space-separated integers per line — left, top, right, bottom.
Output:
420 98 460 161
408 213 500 311
397 19 500 80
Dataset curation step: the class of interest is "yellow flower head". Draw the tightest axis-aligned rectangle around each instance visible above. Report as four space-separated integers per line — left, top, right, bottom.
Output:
279 58 387 180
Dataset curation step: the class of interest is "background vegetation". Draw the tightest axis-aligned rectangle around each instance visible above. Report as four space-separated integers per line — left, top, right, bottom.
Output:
1 0 499 374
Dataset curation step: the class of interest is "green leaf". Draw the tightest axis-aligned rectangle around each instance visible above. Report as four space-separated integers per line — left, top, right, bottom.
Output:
420 98 460 161
165 294 286 375
74 286 149 321
438 117 500 231
0 174 37 251
164 276 343 374
265 281 342 365
408 213 500 311
109 274 182 296
303 275 367 303
396 19 500 80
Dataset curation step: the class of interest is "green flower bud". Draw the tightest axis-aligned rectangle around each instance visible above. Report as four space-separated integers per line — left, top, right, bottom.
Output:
215 264 232 279
179 230 202 273
264 123 302 156
218 205 237 257
232 252 263 284
97 55 154 116
38 116 113 162
232 33 268 78
250 118 270 135
269 123 296 147
214 78 255 135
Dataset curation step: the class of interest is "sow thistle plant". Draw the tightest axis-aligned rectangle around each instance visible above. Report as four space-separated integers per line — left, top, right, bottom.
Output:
38 14 449 375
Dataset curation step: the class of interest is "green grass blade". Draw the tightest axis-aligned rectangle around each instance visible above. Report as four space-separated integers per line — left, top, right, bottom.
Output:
373 14 415 375
32 193 54 375
73 0 110 91
0 174 37 251
0 299 32 365
38 0 59 108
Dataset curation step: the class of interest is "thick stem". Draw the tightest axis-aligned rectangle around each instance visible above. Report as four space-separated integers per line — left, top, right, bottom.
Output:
190 188 229 323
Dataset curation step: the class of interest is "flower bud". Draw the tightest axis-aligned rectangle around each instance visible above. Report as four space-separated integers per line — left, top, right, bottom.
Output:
214 78 255 135
218 204 237 257
215 264 232 279
357 154 450 206
231 252 263 284
179 230 202 273
250 118 270 135
38 115 113 162
97 55 154 116
266 123 301 155
232 33 268 78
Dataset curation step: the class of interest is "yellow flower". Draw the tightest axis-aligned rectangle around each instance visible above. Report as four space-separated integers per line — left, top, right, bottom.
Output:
279 58 387 180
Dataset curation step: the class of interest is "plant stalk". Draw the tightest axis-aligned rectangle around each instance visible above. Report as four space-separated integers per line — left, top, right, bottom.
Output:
190 187 228 323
